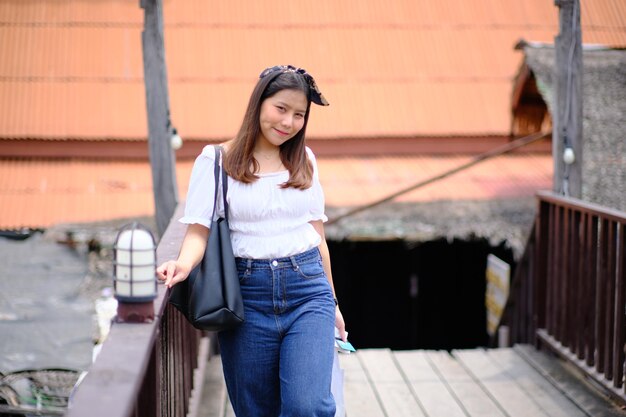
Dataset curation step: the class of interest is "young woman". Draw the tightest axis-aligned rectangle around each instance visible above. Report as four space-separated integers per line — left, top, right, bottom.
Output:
157 65 346 417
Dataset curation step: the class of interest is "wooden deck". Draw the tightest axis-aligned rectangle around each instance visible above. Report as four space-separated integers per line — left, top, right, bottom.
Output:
197 345 625 417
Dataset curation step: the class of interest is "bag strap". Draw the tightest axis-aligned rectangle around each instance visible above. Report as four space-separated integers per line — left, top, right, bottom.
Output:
218 146 230 222
211 146 230 222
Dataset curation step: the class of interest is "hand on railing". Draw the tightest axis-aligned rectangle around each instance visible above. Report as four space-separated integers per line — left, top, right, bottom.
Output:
157 223 209 289
156 260 192 289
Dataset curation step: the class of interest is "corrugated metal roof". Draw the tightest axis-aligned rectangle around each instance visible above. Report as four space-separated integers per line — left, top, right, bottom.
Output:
0 153 553 229
0 0 624 141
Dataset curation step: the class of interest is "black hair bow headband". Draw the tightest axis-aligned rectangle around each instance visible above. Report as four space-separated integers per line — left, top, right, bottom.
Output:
259 65 329 106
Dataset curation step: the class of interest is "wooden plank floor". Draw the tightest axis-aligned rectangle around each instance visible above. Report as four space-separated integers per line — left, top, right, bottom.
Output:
198 345 625 417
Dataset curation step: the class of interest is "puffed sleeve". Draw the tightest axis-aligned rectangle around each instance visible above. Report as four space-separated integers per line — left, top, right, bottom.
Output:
306 147 328 223
179 145 218 228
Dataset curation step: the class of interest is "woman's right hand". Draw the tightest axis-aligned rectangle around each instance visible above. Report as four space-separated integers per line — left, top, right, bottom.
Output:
156 260 192 289
157 224 209 289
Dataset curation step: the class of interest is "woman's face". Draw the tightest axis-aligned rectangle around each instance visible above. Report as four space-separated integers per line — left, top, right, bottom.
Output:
257 89 308 148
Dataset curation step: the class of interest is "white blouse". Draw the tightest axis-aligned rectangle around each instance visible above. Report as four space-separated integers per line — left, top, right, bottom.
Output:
179 145 328 259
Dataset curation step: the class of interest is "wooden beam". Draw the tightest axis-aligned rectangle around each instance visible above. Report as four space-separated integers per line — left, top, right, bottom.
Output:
553 0 583 198
0 136 552 160
141 0 178 236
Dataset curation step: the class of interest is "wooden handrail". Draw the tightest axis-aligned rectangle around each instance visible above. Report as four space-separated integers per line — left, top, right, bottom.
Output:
67 205 204 417
536 190 626 224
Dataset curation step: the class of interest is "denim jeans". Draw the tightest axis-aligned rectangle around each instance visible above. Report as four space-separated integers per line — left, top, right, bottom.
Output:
218 247 337 417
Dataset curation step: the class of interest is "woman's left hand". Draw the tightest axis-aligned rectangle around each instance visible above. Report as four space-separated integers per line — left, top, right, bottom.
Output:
335 306 347 342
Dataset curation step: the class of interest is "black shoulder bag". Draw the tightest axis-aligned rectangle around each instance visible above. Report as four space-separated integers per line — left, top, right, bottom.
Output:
168 146 245 331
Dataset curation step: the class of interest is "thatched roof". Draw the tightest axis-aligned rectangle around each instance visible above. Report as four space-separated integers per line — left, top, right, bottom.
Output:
523 46 626 212
326 197 537 257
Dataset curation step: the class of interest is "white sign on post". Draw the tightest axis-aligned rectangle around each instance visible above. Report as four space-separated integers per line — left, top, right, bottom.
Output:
485 254 510 337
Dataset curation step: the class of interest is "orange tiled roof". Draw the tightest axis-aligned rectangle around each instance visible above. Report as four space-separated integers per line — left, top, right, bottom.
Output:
1 0 624 141
0 153 552 230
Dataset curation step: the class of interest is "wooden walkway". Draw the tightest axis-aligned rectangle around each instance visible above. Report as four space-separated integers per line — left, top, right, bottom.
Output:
198 345 625 417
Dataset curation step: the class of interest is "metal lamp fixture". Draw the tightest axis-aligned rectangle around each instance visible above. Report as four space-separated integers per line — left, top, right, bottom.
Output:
113 222 157 322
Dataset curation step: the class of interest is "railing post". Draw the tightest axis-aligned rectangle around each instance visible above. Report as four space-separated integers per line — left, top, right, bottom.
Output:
596 218 609 374
604 222 617 381
582 212 597 367
533 197 549 346
571 209 583 359
612 223 625 390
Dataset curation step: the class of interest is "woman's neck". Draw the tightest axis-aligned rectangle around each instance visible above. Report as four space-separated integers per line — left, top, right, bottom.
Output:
253 146 284 173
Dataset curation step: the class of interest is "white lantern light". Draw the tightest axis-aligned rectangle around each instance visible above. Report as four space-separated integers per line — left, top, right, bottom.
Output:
113 223 157 322
170 128 183 150
563 147 575 165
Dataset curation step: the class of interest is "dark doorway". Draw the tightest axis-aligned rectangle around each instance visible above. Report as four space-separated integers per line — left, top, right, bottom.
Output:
328 237 515 351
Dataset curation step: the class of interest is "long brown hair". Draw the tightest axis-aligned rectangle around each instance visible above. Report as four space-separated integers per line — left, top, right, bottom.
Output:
223 71 314 190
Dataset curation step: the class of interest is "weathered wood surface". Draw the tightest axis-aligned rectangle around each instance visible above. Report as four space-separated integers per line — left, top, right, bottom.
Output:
198 346 625 417
200 356 235 417
142 0 179 236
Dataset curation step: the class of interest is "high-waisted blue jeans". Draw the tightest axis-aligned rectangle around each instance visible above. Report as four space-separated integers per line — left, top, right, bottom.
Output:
218 247 337 417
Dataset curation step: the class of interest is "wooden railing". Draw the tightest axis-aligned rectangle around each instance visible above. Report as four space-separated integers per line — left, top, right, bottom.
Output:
503 191 626 403
67 205 208 417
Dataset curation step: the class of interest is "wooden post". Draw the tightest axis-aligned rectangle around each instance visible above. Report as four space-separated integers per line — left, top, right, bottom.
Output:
553 0 583 198
141 0 178 237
